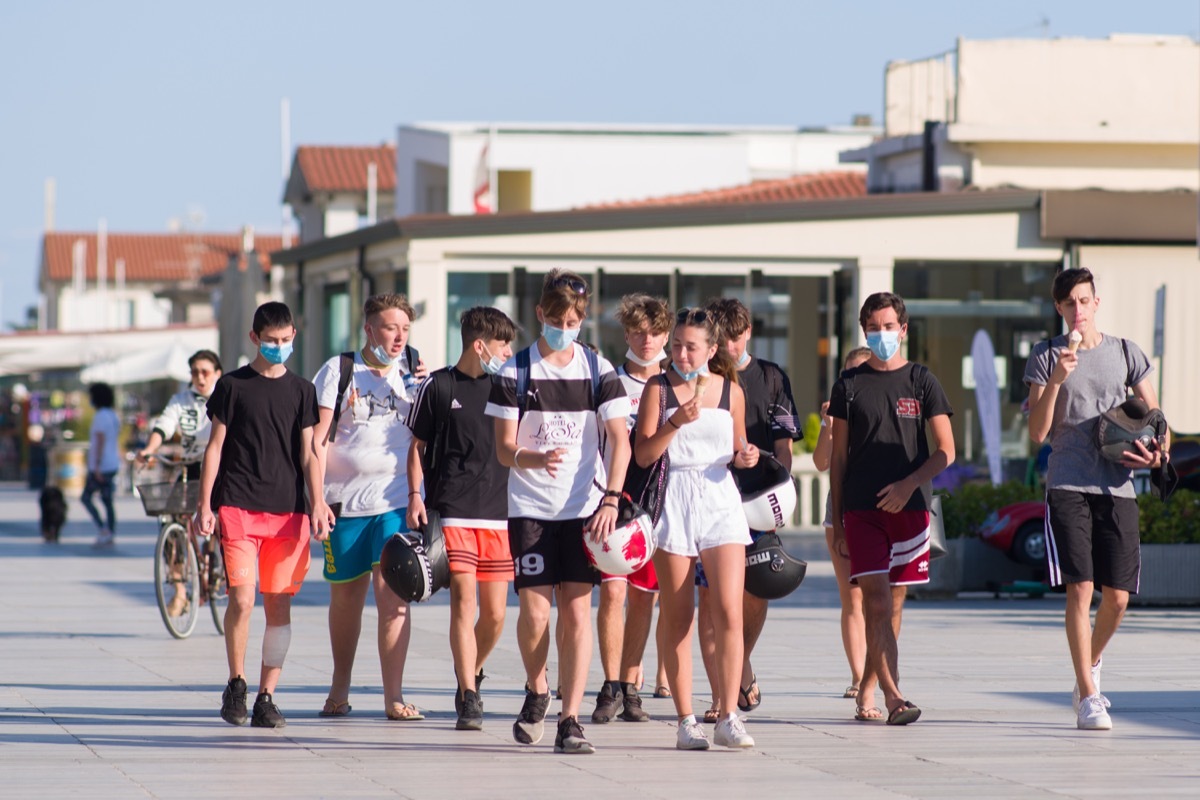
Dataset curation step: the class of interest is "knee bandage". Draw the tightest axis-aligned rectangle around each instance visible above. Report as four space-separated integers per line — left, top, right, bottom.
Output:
262 624 292 668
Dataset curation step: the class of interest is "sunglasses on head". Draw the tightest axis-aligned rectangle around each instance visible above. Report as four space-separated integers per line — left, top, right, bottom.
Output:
549 276 589 296
676 308 709 324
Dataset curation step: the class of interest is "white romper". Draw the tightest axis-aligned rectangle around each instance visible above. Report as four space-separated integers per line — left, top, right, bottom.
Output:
655 376 752 557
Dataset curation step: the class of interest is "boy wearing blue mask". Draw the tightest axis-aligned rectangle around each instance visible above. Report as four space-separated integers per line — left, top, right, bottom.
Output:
406 306 518 731
312 293 427 722
197 301 335 729
828 291 955 726
486 269 632 754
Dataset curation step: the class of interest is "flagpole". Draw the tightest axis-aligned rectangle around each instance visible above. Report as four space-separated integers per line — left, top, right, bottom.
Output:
489 124 498 213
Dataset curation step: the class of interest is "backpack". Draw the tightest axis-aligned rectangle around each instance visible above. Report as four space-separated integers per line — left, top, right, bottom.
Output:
327 344 419 444
417 367 458 509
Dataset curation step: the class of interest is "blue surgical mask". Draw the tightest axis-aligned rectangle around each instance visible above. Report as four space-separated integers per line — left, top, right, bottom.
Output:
672 361 710 382
542 323 580 352
736 350 751 368
866 330 901 362
259 341 293 365
480 345 505 376
367 332 401 367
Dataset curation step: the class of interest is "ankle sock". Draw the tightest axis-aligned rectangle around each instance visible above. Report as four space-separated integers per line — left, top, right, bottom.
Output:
605 680 622 695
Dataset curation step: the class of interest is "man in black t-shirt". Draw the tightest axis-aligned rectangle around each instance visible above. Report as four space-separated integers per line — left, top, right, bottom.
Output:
828 292 954 726
196 302 335 730
406 307 517 732
699 298 802 716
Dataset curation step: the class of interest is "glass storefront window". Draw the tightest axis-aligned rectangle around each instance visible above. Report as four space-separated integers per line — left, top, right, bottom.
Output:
324 283 350 361
594 273 672 362
446 272 514 363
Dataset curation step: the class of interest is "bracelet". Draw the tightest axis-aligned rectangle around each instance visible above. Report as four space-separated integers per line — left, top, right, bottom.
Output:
601 500 619 509
514 447 527 467
667 417 681 430
603 490 622 498
409 490 420 497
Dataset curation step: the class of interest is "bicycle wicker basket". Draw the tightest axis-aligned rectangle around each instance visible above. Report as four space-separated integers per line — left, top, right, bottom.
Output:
137 481 200 516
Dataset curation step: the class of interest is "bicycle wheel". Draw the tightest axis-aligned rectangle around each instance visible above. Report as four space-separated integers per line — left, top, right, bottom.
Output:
154 521 200 639
205 536 228 635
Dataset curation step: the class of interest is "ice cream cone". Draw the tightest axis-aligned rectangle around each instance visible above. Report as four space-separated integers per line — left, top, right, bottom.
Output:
1068 329 1083 354
694 373 710 399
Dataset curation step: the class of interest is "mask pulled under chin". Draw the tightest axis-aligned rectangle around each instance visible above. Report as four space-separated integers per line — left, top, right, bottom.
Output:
625 347 666 368
672 361 711 382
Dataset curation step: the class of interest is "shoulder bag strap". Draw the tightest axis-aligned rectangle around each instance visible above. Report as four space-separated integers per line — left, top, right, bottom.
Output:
327 351 355 444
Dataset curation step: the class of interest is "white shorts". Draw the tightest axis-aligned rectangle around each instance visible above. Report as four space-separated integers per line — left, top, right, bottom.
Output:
656 467 751 557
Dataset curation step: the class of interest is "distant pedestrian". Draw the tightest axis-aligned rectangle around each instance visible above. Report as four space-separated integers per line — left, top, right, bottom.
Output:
828 292 954 726
196 301 335 729
1024 268 1167 731
82 382 120 547
813 346 872 700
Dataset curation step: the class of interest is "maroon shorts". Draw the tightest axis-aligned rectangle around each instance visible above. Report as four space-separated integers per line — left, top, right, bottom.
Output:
843 509 930 586
600 559 659 592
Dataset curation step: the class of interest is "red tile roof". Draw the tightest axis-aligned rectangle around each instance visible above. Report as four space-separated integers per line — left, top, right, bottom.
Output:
292 145 396 193
591 170 867 208
41 232 284 284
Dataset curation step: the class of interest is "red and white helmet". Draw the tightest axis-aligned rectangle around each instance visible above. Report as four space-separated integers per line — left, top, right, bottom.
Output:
585 497 656 576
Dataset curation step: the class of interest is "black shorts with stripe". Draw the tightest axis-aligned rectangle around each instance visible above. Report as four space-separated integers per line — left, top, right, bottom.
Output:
508 517 599 591
1045 489 1141 593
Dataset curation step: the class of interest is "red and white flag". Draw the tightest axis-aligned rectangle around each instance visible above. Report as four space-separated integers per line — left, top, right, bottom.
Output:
473 143 492 214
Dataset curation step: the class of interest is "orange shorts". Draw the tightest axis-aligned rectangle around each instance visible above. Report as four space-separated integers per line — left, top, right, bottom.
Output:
219 507 311 595
443 526 514 582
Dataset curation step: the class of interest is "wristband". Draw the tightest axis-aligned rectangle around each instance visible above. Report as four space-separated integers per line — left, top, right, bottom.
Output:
514 447 527 467
603 490 622 498
667 417 681 430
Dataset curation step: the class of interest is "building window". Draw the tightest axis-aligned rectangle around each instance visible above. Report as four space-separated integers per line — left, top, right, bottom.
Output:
497 170 533 212
446 272 514 363
324 283 351 360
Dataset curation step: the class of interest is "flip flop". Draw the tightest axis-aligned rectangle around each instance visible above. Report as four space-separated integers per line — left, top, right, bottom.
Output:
386 702 425 721
319 698 352 717
854 705 885 722
737 675 761 712
843 685 859 699
886 701 921 726
702 706 721 724
653 685 672 699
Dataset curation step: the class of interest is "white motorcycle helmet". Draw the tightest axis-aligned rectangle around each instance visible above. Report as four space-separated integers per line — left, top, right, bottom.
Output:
733 456 797 531
584 496 656 576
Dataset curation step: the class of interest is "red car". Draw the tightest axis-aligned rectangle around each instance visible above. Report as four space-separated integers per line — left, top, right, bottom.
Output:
978 501 1046 566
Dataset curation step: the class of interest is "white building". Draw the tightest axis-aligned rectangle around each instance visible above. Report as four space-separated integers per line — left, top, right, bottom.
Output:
394 121 878 216
843 34 1199 193
284 145 396 244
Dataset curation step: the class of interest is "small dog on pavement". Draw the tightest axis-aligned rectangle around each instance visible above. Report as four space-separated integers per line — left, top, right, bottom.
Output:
39 486 67 543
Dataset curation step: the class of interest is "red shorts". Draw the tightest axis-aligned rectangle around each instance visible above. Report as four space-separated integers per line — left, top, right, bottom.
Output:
600 559 659 593
844 509 930 586
219 507 311 595
443 526 515 582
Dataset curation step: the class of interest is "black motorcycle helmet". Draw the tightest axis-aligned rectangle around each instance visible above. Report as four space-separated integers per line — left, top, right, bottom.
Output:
743 532 807 600
379 510 450 603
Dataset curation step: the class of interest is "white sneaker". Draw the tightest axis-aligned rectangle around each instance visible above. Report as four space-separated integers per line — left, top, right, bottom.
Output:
713 715 754 748
676 718 710 750
1077 694 1113 730
93 529 114 547
1072 656 1106 712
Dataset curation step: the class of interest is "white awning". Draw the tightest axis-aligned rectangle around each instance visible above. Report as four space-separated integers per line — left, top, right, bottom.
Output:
0 325 217 380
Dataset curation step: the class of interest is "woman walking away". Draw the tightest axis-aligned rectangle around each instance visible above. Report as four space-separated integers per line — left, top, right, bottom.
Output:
635 307 759 751
83 383 121 547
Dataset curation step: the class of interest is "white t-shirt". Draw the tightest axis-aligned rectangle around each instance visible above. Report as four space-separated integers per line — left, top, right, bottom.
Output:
89 408 122 472
485 343 630 521
151 387 211 462
314 352 415 517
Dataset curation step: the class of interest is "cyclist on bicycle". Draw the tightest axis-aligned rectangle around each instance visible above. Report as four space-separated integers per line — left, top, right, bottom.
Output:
138 350 223 617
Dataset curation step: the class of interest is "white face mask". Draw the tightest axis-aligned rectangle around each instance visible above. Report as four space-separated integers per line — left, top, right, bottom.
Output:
625 347 665 368
736 349 751 368
367 330 401 367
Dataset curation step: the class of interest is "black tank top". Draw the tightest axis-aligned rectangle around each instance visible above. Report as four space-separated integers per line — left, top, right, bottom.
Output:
663 374 732 411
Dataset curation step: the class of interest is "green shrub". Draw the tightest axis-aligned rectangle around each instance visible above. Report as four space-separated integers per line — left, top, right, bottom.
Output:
1138 489 1200 544
940 480 1041 538
801 412 821 454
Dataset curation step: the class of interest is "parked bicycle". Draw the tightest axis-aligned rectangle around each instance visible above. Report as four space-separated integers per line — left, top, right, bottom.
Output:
136 455 227 639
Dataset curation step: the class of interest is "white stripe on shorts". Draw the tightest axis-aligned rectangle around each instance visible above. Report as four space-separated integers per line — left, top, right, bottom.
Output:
1043 496 1063 586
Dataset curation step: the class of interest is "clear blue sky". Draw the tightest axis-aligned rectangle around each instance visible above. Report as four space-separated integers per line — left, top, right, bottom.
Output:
1 1 1195 329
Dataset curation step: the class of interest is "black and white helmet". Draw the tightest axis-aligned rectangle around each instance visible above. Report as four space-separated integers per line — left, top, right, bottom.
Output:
379 511 450 603
733 456 797 531
744 532 807 600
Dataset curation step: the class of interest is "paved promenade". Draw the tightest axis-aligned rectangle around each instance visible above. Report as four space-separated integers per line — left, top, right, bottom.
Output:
1 483 1198 799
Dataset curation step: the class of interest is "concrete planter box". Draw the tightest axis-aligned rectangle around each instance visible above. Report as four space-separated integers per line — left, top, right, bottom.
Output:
914 537 1045 598
1132 544 1200 606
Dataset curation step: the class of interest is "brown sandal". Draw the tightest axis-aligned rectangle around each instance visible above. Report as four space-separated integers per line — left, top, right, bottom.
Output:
319 698 352 717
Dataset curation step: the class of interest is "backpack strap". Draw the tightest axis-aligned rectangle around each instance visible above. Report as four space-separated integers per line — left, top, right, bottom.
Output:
583 345 601 409
422 367 457 508
327 351 356 444
515 347 532 419
1120 337 1133 389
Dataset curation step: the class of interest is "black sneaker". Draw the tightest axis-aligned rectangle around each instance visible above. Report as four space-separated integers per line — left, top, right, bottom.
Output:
251 692 287 728
554 715 595 754
591 682 623 724
619 683 650 722
220 677 248 726
457 689 484 731
456 670 487 717
512 689 550 745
